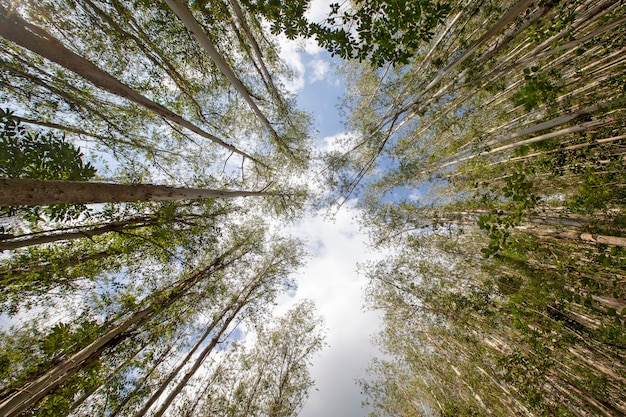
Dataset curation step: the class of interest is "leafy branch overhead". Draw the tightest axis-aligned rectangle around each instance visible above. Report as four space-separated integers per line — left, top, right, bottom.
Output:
242 0 451 66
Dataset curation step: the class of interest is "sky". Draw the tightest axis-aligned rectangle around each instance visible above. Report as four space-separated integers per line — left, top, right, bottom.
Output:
275 207 385 417
270 8 386 416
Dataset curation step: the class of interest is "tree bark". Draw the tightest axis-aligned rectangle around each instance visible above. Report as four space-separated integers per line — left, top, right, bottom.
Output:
0 216 158 251
516 226 626 248
0 178 279 206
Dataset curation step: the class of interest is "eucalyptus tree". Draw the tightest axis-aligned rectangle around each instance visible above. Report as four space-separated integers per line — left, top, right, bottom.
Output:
0 0 313 191
329 0 626 208
362 228 626 416
127 234 304 417
347 4 626 414
0 223 306 417
187 300 325 417
0 3 318 417
0 198 237 314
0 5 263 165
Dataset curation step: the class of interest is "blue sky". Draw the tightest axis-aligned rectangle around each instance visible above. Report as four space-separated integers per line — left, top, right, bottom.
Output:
297 53 346 140
273 20 385 416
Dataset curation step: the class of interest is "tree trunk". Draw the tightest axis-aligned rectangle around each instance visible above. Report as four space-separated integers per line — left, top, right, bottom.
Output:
0 240 249 417
0 6 263 166
516 226 626 247
0 216 158 251
0 178 279 206
150 299 248 417
163 0 295 157
132 302 233 417
107 344 176 417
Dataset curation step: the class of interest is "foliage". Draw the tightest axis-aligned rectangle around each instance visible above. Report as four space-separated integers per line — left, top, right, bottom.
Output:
348 0 626 415
0 108 96 223
242 0 451 66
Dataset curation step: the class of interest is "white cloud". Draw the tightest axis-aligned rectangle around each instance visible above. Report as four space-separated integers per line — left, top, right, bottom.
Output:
275 35 324 93
305 0 335 24
321 131 360 153
309 58 330 83
276 34 306 93
275 204 385 417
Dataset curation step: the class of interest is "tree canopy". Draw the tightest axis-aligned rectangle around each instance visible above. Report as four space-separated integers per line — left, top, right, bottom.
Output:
1 0 625 416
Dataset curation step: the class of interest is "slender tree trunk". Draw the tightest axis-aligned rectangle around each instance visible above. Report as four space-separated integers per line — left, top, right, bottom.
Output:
0 217 159 251
132 302 233 417
516 226 626 247
228 0 283 103
0 178 280 206
150 302 247 417
163 0 295 157
0 240 249 417
0 6 264 166
108 344 176 417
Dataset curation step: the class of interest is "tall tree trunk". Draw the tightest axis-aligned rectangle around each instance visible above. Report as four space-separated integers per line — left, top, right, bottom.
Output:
150 260 277 417
0 240 250 417
516 226 626 247
163 0 295 157
132 301 234 417
150 300 247 417
0 6 264 166
108 344 176 417
0 178 280 206
0 216 158 251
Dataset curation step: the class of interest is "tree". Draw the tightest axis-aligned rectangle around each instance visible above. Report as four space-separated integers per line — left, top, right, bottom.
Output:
0 4 264 166
242 0 451 66
0 178 289 206
0 2 317 417
194 301 325 417
0 241 241 416
349 0 626 414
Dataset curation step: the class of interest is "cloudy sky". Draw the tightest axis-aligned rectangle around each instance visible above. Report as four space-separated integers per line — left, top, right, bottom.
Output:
271 7 386 415
275 206 385 417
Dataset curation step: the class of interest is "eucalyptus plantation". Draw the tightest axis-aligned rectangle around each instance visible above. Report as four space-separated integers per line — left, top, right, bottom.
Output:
1 0 625 416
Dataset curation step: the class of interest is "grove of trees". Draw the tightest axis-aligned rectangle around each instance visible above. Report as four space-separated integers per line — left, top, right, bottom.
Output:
1 0 625 416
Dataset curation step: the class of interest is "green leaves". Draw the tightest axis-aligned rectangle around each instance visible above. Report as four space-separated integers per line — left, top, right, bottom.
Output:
243 0 451 66
0 109 96 222
39 320 100 357
512 67 561 111
478 170 540 257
